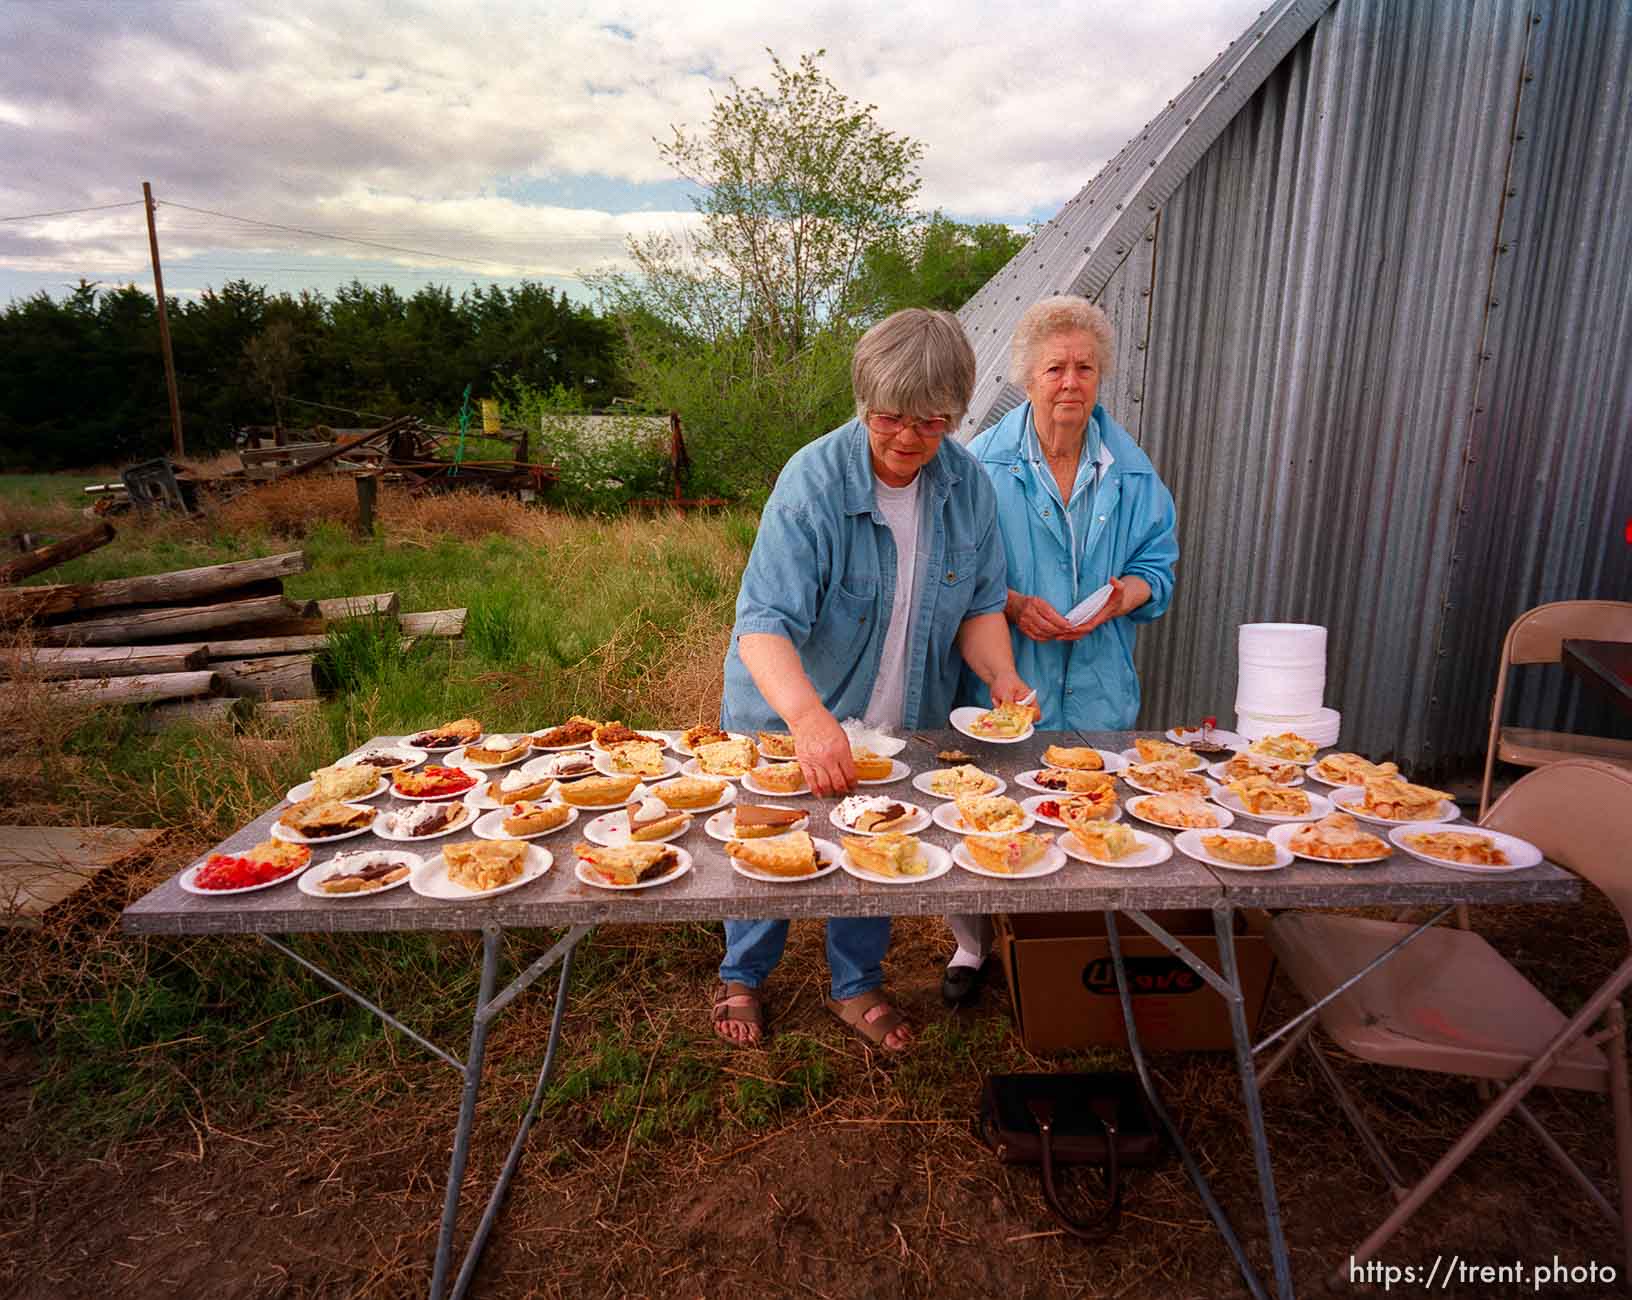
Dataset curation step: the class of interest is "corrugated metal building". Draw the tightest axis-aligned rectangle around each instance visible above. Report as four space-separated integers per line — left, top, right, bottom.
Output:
959 0 1632 773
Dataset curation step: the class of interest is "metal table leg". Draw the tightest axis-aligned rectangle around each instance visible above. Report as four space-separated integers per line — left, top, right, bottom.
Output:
430 925 503 1300
1104 911 1271 1300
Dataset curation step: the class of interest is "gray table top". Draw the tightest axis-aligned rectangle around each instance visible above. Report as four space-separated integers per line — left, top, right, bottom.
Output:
121 730 1581 935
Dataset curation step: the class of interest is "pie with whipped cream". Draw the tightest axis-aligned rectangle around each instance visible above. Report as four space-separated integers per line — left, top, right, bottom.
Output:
488 768 554 803
463 734 530 765
623 796 690 841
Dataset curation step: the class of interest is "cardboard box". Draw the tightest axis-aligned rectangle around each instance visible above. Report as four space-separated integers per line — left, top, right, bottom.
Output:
995 910 1276 1053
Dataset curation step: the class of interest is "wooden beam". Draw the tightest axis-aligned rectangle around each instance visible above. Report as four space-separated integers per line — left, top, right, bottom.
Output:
141 696 250 733
214 654 317 701
62 551 307 612
36 595 304 646
316 591 398 621
4 645 209 680
400 608 466 637
32 669 222 706
0 522 116 585
0 826 166 927
254 699 321 725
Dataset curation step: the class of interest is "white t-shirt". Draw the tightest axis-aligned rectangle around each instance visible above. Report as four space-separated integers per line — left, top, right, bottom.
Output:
863 476 922 728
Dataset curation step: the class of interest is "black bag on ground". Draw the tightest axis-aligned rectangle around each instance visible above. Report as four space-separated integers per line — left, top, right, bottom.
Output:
975 1072 1165 1239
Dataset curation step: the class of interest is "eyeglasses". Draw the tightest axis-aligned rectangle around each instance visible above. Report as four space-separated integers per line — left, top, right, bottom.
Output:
868 411 953 438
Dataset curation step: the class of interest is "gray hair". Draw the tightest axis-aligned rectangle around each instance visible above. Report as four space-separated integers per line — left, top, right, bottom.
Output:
1009 295 1116 382
852 309 977 424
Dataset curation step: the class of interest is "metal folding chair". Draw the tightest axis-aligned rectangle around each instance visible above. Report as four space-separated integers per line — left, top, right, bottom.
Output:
1264 759 1632 1290
1479 600 1632 818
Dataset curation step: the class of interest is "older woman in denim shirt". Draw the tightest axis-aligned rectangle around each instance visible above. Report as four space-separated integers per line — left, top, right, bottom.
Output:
714 308 1033 1052
942 295 1178 1007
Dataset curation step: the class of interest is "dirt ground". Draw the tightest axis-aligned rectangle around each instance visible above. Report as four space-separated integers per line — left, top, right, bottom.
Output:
3 903 1626 1300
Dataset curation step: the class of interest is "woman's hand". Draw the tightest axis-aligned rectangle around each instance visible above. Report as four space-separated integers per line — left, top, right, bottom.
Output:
988 673 1036 715
1005 589 1086 643
789 706 856 796
1076 575 1150 635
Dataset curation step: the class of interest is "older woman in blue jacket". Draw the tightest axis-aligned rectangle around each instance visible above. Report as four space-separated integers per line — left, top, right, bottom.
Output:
942 295 1178 1005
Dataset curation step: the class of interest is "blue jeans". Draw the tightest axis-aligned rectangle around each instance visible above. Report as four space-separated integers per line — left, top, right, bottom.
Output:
720 917 891 1001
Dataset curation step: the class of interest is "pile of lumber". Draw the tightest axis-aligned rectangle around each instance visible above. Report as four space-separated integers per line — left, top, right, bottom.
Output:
1 549 465 729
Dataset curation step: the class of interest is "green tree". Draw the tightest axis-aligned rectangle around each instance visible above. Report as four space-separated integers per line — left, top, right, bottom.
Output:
849 212 1027 320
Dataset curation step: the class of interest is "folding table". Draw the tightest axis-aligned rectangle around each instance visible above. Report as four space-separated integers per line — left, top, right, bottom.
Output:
123 729 1582 1300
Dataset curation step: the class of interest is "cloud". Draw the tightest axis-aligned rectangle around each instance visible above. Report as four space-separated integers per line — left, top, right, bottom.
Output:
0 0 1264 299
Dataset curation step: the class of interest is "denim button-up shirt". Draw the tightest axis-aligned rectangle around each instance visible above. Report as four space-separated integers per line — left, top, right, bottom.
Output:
723 419 1009 733
961 401 1178 730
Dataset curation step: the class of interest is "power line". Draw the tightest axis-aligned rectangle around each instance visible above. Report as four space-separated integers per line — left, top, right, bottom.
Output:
0 200 145 223
160 199 520 270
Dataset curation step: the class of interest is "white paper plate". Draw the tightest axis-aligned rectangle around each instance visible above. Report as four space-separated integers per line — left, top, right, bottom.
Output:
1175 828 1292 872
1125 795 1234 832
839 721 909 758
268 807 378 844
1206 758 1306 788
1210 787 1333 823
521 752 600 781
931 802 1036 835
1056 827 1173 869
838 840 954 885
680 756 764 782
1328 786 1459 826
178 853 310 896
335 744 427 772
1120 769 1220 799
948 705 1035 745
855 758 912 785
371 802 478 842
1118 747 1206 772
704 807 810 842
445 742 531 771
1387 824 1543 873
411 844 552 899
1063 581 1114 626
644 777 737 814
297 850 423 898
1020 793 1122 829
591 750 682 780
553 780 649 812
1041 747 1127 775
1266 821 1392 865
671 730 749 757
286 774 389 804
827 800 930 837
740 769 811 798
574 845 692 891
729 836 843 883
952 840 1067 880
472 805 580 841
1166 726 1246 749
579 808 692 848
910 769 1005 800
391 769 482 801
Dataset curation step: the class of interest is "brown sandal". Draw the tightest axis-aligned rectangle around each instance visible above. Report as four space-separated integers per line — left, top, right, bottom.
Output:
825 989 913 1054
712 981 765 1047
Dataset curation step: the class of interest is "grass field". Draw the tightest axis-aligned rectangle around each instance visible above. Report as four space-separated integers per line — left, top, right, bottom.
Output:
1 473 1624 1299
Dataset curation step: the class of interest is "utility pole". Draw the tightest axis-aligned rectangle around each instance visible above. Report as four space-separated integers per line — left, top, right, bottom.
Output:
143 181 185 459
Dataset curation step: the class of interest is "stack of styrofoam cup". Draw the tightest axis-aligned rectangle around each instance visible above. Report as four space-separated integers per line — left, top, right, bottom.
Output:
1234 623 1341 747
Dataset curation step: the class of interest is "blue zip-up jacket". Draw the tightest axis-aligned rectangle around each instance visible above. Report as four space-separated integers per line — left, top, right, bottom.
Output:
723 419 1009 732
960 401 1178 730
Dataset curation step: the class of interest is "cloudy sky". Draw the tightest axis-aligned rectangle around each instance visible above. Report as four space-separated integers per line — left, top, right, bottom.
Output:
0 0 1265 307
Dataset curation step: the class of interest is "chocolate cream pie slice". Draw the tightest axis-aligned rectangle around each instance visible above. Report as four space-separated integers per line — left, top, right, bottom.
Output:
731 804 808 838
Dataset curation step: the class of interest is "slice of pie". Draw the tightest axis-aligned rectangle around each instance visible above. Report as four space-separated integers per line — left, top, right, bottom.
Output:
926 765 999 797
595 722 663 749
1352 775 1454 821
463 734 530 765
840 832 926 878
575 840 681 886
488 769 555 803
1035 768 1118 794
1134 794 1220 829
443 839 527 892
1311 752 1400 786
318 850 413 894
1248 732 1319 763
1059 787 1119 821
310 764 380 802
751 762 806 793
755 730 798 759
1226 775 1312 816
532 716 600 748
407 717 482 748
278 799 373 837
835 795 915 833
1404 830 1509 866
732 804 808 838
955 794 1027 832
727 830 820 877
1128 761 1210 795
1288 813 1388 861
651 775 727 809
1067 819 1139 860
682 723 731 752
1222 754 1303 785
697 736 759 776
970 700 1032 738
624 796 691 842
851 748 894 781
606 740 666 776
556 773 642 807
1133 737 1203 770
502 800 573 836
963 831 1050 874
1043 745 1104 772
1202 833 1279 866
